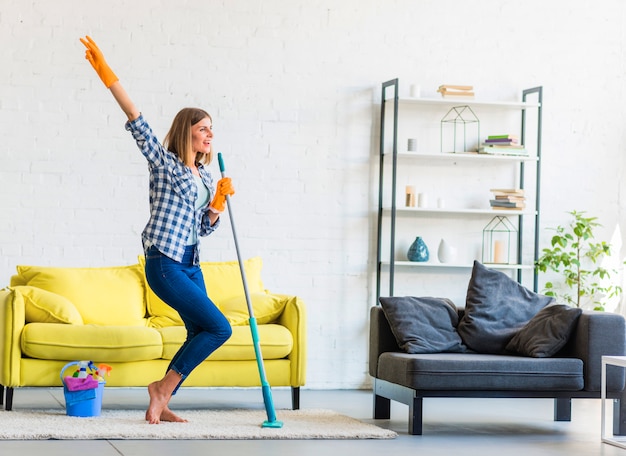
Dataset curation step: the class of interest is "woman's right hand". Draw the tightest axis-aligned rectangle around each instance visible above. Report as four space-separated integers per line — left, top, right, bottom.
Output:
80 35 139 121
80 36 119 88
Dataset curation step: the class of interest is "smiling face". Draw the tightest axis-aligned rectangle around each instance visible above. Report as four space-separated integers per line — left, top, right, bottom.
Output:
191 117 213 155
163 108 214 166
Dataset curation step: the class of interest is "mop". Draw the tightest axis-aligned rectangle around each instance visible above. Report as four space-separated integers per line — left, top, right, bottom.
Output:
217 152 284 429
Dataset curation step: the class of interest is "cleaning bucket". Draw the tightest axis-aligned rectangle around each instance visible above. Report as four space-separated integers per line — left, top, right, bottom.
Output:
60 361 105 417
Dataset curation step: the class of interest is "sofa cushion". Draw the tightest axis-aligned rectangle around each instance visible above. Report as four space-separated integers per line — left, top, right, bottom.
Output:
457 261 553 354
158 324 293 361
506 304 583 357
12 285 83 325
143 256 266 327
220 293 286 326
21 323 162 362
14 264 147 327
378 296 466 354
377 352 584 391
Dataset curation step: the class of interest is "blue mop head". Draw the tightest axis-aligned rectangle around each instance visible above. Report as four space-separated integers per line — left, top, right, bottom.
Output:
262 419 284 428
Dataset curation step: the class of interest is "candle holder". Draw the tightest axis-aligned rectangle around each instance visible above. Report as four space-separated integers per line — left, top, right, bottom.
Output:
440 105 480 153
405 185 416 207
482 216 517 264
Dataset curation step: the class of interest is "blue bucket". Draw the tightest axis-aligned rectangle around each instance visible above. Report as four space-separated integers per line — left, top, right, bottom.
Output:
60 361 105 417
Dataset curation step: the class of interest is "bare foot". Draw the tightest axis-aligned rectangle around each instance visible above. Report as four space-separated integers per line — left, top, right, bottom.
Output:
145 381 171 424
160 406 188 423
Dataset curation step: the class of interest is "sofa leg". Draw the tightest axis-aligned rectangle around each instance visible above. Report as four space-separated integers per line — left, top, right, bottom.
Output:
0 385 3 406
408 396 423 435
291 387 300 410
554 397 571 421
373 393 391 420
5 387 13 411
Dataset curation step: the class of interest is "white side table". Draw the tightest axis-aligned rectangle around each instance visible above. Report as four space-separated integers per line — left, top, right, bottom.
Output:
601 355 626 448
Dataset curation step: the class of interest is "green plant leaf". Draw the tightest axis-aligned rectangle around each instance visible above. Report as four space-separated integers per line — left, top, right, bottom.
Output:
536 211 622 311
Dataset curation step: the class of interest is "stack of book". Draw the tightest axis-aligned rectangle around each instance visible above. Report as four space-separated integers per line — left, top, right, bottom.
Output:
437 84 474 98
490 188 526 210
479 134 527 156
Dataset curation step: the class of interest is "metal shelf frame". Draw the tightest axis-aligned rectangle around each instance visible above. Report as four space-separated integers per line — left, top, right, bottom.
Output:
375 78 543 301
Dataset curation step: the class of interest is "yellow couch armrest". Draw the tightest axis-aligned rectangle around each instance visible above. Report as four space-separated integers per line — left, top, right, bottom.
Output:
276 295 307 387
0 288 25 387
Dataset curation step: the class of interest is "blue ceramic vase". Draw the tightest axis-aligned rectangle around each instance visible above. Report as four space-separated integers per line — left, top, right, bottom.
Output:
407 236 429 262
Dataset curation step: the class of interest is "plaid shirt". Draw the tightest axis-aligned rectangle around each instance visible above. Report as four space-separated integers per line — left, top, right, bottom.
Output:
125 114 219 264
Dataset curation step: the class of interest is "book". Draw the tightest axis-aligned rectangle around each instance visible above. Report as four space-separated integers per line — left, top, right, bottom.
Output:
481 144 525 149
490 188 525 196
490 199 526 208
437 84 475 98
484 138 521 145
487 134 520 140
438 84 473 91
495 195 526 202
492 206 526 211
483 142 521 148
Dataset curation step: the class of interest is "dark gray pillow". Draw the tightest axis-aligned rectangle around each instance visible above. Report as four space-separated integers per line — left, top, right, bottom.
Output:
378 296 466 354
457 261 554 354
505 304 583 357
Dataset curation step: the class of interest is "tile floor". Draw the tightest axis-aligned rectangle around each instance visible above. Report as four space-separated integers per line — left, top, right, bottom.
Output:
0 387 624 455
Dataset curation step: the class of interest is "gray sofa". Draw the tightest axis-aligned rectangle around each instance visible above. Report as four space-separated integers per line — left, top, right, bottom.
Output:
370 304 626 435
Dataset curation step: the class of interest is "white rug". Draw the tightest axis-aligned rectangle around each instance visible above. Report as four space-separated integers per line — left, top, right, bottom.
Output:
0 408 397 440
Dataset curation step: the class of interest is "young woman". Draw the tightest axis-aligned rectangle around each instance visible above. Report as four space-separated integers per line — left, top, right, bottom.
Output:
80 36 235 424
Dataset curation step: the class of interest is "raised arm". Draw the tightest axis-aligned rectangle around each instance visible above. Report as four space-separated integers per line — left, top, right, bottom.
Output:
80 36 140 122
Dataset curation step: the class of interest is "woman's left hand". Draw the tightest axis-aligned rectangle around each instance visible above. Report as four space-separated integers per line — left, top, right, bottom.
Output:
209 177 235 213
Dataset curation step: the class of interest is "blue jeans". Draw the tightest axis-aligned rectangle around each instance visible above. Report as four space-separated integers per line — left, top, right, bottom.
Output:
145 245 232 393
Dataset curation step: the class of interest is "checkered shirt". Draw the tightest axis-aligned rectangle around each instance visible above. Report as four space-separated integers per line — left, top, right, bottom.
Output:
125 114 219 264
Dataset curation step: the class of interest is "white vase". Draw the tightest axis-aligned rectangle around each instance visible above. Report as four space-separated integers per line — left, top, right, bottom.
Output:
437 239 456 263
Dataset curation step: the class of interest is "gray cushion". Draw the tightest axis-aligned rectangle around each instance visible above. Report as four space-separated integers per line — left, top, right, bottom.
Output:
376 352 584 391
505 304 583 357
457 261 554 354
378 296 466 354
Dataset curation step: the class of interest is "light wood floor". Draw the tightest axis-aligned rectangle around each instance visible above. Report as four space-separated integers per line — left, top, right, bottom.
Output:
0 387 623 455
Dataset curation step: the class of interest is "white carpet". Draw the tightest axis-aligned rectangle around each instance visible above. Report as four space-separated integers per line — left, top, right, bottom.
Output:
0 408 397 440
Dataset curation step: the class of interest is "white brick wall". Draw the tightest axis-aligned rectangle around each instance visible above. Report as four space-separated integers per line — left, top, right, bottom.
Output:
1 0 625 388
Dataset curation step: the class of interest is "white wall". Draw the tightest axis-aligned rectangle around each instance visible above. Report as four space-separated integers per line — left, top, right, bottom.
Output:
1 0 625 388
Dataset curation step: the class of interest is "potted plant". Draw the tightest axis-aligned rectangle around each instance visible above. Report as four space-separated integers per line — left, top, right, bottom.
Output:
535 210 624 311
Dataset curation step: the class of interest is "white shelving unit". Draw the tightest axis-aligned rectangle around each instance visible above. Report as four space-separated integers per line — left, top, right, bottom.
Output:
375 79 543 302
398 97 540 109
381 261 536 270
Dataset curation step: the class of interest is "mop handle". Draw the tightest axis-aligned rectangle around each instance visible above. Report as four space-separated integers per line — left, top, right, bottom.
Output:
217 152 280 426
217 153 255 318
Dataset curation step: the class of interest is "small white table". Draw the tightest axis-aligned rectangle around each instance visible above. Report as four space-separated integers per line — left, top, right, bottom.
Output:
601 355 626 449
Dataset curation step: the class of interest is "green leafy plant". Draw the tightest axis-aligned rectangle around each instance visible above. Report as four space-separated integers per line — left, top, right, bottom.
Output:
535 210 623 311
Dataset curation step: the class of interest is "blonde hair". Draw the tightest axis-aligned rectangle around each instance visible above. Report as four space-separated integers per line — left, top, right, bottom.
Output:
163 108 213 166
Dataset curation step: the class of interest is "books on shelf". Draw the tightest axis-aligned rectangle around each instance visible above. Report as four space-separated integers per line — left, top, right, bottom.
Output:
484 139 518 145
490 200 526 209
495 195 525 202
484 136 520 145
479 145 528 156
490 188 524 196
489 188 526 210
479 134 527 156
437 84 474 98
487 134 519 140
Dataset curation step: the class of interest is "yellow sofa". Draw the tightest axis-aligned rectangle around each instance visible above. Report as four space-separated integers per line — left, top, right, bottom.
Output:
0 257 306 411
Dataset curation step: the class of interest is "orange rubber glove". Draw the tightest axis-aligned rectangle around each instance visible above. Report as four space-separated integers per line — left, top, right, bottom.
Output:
79 36 119 88
209 177 235 213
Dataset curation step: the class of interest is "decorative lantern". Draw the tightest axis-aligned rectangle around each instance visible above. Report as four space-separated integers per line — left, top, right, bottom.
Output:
440 105 480 153
482 216 517 264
